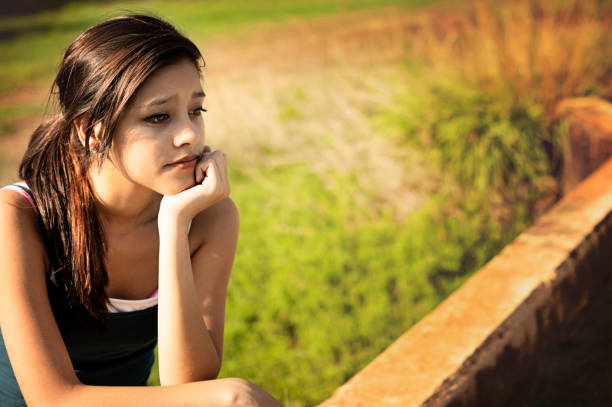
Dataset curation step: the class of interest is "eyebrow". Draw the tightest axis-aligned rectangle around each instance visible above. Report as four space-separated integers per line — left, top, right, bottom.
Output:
145 91 206 107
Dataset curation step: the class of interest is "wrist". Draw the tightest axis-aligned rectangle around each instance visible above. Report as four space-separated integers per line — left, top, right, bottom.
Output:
157 209 190 236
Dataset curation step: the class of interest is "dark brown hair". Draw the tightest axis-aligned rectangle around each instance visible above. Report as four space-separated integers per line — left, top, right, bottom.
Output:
19 14 204 320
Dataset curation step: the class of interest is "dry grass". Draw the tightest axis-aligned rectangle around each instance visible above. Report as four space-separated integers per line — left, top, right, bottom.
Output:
204 63 430 220
200 0 610 220
404 0 611 116
200 6 444 220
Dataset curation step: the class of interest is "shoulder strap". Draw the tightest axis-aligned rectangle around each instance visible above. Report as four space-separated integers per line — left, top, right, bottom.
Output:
1 183 40 216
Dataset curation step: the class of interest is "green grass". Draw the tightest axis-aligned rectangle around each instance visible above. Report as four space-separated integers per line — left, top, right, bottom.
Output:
147 157 533 406
384 64 561 212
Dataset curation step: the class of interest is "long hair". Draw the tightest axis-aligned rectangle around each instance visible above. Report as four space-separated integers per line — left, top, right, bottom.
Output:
19 14 204 321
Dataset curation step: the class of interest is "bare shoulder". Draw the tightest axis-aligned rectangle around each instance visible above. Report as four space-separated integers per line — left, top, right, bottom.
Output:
0 187 45 235
0 187 49 270
190 197 239 247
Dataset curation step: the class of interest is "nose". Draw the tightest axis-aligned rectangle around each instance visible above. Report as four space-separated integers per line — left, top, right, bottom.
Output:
172 116 203 149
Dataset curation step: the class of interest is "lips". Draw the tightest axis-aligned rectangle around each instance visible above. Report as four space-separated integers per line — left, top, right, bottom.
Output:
166 154 199 168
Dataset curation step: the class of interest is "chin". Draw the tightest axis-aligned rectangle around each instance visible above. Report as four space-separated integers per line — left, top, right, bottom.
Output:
155 175 196 196
170 180 196 195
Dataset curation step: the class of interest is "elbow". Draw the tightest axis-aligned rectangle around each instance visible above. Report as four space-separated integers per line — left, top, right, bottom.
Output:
200 355 222 381
57 383 87 407
200 347 222 381
25 381 83 407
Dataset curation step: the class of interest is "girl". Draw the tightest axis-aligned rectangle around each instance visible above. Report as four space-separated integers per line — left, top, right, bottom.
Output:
0 14 282 407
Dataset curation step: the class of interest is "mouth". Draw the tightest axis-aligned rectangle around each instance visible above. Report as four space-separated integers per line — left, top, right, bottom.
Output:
166 154 199 169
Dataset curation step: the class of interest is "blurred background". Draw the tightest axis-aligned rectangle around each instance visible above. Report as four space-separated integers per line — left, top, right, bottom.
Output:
1 1 610 406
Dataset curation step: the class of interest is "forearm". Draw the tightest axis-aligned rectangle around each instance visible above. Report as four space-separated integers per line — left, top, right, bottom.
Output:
60 380 231 407
56 378 282 407
158 221 220 385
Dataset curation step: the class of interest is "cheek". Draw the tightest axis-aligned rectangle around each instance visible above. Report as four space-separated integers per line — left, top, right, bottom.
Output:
112 137 164 178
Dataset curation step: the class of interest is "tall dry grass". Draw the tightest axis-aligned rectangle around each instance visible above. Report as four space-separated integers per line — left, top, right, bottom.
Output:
369 0 611 229
404 0 611 119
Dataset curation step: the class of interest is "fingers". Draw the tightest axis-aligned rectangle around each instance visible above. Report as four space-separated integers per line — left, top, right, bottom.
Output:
194 150 229 198
195 158 209 184
195 148 220 184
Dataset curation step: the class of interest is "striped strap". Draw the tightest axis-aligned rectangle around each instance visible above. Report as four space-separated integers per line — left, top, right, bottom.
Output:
1 184 39 216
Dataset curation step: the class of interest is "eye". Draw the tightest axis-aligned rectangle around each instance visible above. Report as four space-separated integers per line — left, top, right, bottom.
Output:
144 113 169 124
190 106 207 117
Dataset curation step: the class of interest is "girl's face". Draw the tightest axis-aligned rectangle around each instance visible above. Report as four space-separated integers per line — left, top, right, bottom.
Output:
108 57 206 195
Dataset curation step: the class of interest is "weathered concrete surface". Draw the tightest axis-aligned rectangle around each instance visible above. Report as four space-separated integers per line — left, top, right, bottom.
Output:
556 97 612 194
318 158 612 407
505 263 612 406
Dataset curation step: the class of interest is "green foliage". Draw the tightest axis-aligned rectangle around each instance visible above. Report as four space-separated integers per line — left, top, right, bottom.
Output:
219 163 470 406
219 152 534 405
147 158 529 405
384 63 561 227
429 87 547 194
379 54 571 297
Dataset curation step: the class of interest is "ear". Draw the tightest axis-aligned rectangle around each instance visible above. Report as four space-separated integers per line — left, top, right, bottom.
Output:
74 115 103 150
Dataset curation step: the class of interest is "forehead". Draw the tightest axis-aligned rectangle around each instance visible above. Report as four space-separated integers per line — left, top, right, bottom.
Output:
131 58 202 106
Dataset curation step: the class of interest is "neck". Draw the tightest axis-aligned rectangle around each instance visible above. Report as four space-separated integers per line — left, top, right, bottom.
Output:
88 159 161 230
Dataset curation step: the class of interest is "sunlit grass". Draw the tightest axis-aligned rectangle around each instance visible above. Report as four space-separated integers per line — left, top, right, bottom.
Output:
148 161 515 405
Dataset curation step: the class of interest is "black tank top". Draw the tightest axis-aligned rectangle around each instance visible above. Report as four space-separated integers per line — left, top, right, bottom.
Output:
0 185 157 406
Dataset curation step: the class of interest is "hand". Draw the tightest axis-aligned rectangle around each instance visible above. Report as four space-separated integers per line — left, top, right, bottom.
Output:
220 378 285 407
159 146 230 229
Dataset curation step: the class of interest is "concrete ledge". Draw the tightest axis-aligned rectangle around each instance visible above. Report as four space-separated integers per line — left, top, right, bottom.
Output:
319 158 612 407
